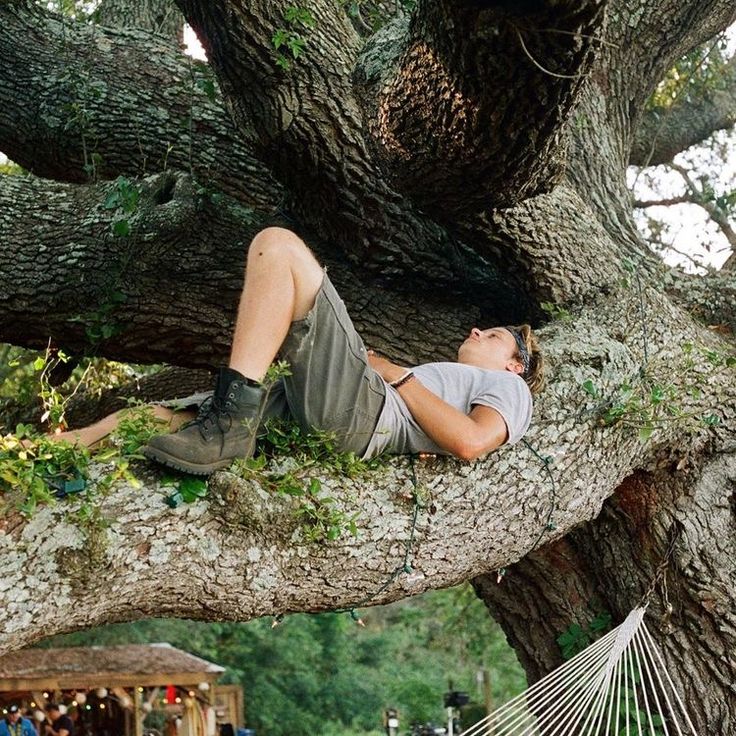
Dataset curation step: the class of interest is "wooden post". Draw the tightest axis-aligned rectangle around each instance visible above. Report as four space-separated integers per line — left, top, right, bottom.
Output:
133 687 143 736
483 668 494 735
483 668 493 715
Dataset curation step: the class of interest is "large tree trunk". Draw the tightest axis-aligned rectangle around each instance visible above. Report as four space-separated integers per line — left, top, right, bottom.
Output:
473 452 736 732
1 0 735 726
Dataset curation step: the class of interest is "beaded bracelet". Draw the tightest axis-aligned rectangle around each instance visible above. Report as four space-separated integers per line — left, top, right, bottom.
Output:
389 370 415 389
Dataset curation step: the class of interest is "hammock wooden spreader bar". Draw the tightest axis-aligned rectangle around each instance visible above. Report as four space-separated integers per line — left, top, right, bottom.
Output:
459 608 699 736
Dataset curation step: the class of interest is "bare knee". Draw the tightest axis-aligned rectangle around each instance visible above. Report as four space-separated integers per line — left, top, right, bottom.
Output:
248 227 309 263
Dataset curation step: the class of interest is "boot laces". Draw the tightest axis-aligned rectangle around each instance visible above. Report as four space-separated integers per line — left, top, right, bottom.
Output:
182 395 234 451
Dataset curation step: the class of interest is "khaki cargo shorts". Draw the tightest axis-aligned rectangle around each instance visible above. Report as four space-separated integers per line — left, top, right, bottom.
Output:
277 271 386 455
160 272 386 458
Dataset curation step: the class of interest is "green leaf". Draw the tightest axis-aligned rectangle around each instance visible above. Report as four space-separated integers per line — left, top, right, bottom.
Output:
179 476 208 503
639 425 654 441
104 190 121 209
33 357 46 371
196 78 217 100
112 219 131 237
582 379 599 398
272 29 288 49
650 385 665 404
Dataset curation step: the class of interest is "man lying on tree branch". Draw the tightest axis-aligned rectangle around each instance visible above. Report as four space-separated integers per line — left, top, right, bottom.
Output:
52 228 544 474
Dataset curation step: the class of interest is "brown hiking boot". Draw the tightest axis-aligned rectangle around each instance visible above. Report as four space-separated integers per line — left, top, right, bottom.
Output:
143 367 266 476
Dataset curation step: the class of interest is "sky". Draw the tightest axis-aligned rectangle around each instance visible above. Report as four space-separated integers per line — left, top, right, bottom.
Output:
1 18 734 274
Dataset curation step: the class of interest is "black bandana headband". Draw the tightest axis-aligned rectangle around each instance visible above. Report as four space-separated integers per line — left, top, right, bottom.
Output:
503 326 531 377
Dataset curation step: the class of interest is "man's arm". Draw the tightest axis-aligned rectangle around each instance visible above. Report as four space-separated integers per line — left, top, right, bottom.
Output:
367 353 508 461
45 725 68 736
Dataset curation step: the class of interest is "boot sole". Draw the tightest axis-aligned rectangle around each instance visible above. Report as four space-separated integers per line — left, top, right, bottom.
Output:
142 445 233 477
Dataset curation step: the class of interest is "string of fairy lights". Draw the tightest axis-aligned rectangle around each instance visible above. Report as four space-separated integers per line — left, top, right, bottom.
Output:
2 684 213 721
269 438 560 628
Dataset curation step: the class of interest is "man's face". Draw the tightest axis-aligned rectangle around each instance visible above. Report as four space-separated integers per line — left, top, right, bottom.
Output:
8 712 20 724
457 327 523 373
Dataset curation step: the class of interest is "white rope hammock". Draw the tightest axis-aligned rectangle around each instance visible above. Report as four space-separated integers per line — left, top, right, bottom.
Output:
459 608 699 736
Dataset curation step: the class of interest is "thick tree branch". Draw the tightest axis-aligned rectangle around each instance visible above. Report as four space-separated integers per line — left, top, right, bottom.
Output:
630 56 736 166
0 285 733 654
172 0 395 258
365 0 607 216
607 0 736 105
667 267 736 332
0 172 538 369
634 196 692 208
0 1 280 209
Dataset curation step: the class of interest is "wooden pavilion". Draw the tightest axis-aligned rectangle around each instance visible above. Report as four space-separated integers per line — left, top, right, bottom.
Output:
0 643 244 736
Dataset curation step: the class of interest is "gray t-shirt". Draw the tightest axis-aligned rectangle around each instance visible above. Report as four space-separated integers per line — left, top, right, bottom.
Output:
364 362 533 458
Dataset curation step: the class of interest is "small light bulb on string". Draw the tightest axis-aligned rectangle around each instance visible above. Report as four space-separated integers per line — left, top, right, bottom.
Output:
496 567 506 584
271 614 284 629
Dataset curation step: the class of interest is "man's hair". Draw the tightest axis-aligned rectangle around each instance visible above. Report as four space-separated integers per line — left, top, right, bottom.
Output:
507 323 544 395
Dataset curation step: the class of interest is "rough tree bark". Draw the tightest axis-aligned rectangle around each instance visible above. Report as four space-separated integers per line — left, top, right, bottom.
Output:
1 0 735 729
0 2 280 208
96 0 184 43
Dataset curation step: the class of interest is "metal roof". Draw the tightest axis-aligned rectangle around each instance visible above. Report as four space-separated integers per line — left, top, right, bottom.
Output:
0 643 225 690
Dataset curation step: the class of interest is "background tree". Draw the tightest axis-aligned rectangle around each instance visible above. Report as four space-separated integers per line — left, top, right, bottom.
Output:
630 39 736 272
0 0 735 733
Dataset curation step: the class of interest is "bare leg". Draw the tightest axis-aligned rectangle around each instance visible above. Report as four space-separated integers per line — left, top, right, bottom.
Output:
37 405 196 449
228 227 324 381
141 227 322 474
